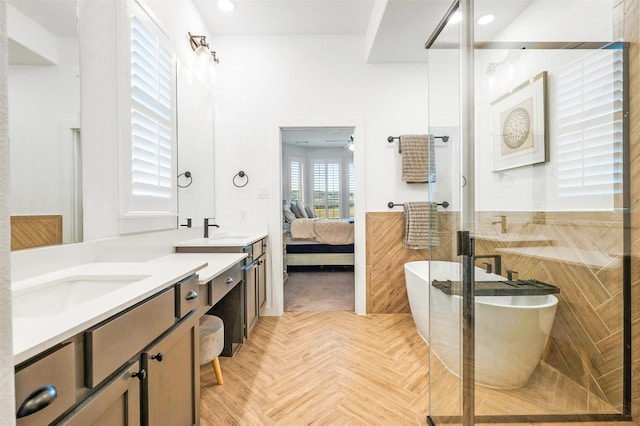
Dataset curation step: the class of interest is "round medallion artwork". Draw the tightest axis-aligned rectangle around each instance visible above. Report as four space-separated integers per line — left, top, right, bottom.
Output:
502 107 531 149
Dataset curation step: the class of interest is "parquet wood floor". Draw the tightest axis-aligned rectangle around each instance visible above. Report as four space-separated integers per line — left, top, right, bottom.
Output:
200 312 633 426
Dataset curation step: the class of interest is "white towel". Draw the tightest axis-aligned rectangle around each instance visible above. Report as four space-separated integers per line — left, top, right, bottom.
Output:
403 202 440 249
399 134 436 183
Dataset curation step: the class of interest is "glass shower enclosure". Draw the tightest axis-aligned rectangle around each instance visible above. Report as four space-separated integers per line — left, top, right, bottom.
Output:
426 0 631 424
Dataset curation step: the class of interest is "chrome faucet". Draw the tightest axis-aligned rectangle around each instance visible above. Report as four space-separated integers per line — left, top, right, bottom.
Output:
203 218 219 238
491 215 507 234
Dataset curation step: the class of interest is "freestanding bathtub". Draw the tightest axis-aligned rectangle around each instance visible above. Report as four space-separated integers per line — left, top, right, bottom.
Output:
404 260 558 389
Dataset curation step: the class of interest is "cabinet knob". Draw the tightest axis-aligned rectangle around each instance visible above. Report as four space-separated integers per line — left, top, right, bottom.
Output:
151 352 164 362
186 290 198 300
16 385 57 418
225 276 234 284
132 369 147 381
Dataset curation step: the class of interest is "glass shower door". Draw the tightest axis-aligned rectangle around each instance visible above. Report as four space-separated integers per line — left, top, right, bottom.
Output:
426 0 631 424
426 2 467 425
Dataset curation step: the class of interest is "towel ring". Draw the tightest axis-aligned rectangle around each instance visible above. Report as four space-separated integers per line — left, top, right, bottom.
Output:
233 171 249 188
177 171 193 188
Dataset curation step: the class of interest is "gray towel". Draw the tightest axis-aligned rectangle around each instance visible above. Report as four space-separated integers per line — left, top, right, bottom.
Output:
399 134 435 183
403 202 440 249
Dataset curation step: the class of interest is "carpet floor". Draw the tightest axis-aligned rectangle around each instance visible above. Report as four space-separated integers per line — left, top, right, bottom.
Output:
284 271 354 311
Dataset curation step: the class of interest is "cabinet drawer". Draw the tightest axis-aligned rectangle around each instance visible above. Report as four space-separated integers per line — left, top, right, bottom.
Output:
175 275 203 318
15 343 76 425
84 288 175 388
252 239 264 259
210 263 242 306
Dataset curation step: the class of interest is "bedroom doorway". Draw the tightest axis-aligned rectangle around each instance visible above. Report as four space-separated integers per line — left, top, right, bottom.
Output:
281 127 356 312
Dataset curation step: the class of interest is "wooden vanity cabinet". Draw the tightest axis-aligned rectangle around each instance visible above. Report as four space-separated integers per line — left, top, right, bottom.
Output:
58 362 141 426
142 310 199 426
176 237 268 339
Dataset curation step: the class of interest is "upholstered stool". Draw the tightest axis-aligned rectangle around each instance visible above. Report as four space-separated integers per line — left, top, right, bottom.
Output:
200 315 224 385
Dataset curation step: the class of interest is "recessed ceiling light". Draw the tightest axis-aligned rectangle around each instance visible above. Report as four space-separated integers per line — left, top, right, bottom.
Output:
477 14 495 25
217 0 235 12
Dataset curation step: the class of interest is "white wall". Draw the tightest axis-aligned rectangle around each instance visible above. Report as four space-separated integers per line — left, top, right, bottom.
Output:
212 35 430 225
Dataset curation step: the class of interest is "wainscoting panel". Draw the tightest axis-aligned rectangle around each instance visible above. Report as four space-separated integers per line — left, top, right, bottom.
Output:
11 215 62 250
365 211 453 314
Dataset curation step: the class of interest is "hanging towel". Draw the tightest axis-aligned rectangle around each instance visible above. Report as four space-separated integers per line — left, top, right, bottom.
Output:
403 202 440 249
399 134 436 183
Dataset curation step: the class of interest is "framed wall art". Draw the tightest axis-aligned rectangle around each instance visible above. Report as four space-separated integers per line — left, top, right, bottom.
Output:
491 71 548 171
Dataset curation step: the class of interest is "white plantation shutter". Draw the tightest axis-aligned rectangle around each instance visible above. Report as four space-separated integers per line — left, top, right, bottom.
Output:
348 162 355 217
130 15 173 199
289 159 303 202
557 49 623 203
313 161 340 219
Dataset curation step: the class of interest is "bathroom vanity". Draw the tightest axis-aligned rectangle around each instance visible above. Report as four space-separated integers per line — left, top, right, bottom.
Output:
13 254 245 426
174 232 268 339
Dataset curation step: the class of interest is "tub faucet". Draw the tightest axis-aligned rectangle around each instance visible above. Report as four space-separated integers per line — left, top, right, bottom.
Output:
475 254 502 275
204 218 219 238
491 215 507 234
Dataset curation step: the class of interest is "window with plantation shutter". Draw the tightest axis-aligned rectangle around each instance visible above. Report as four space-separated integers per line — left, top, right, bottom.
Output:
348 162 355 218
313 161 340 219
289 159 304 202
118 2 176 233
130 15 173 199
556 49 623 206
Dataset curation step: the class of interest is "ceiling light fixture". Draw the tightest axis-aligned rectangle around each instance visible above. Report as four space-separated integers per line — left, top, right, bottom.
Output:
189 32 220 64
217 0 235 12
477 14 495 25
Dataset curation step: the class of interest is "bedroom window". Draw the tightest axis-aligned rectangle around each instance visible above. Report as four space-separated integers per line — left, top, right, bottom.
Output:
289 159 304 202
348 162 355 218
313 161 340 219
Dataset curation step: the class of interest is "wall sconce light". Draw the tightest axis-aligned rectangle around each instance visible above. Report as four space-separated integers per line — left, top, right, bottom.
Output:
189 32 220 64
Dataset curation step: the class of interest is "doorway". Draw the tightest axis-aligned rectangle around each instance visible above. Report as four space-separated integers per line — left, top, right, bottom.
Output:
281 127 355 311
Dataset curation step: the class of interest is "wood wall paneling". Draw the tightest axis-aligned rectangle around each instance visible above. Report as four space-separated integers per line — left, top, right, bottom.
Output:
10 215 63 250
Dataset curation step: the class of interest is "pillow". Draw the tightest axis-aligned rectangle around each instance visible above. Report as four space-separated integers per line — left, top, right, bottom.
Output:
304 205 316 219
283 205 296 223
296 200 309 218
290 202 303 218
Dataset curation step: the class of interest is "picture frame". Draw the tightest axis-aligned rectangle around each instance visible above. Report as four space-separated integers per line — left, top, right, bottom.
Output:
491 71 548 171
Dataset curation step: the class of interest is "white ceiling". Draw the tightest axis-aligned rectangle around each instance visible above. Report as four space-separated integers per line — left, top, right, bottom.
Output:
7 0 534 65
193 0 534 63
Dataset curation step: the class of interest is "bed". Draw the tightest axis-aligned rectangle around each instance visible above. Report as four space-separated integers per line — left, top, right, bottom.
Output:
284 218 354 268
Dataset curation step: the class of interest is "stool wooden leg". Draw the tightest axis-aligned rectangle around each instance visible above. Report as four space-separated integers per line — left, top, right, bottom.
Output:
212 357 224 385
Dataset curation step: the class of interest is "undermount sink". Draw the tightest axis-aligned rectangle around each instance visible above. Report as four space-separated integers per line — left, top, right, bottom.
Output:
13 275 150 318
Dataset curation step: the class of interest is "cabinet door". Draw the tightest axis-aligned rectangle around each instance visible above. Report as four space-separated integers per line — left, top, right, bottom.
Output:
244 262 258 338
142 311 199 426
257 256 267 309
59 362 141 426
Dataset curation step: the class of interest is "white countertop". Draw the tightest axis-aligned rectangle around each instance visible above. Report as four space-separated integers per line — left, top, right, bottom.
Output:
12 261 206 365
174 230 268 248
148 253 247 283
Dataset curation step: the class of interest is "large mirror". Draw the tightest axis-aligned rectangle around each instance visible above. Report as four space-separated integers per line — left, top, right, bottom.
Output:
7 0 81 250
